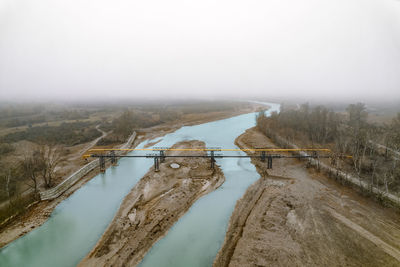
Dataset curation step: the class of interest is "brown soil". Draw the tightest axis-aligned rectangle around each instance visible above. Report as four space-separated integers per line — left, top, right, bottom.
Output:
214 127 400 267
0 103 263 249
79 140 225 267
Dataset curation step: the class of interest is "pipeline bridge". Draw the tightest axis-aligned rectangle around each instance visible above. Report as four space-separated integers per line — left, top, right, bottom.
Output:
83 147 348 172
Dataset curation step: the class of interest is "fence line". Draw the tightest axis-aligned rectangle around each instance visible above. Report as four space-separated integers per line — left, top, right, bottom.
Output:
263 130 400 207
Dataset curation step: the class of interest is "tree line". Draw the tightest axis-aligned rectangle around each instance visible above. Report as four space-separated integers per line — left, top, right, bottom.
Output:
97 109 182 145
257 103 400 194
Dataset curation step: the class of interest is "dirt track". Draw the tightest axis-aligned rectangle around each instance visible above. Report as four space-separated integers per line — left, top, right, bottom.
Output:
214 127 400 267
79 140 225 267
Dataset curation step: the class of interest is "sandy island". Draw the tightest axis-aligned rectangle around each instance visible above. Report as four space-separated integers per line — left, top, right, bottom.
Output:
79 140 225 267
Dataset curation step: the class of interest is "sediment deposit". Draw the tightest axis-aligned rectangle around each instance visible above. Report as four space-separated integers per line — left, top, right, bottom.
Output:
80 140 225 267
215 127 400 267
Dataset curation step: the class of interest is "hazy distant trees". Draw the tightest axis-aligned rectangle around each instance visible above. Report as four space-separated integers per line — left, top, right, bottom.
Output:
346 103 368 130
113 110 135 139
99 108 183 145
258 103 340 146
1 121 101 146
387 113 400 151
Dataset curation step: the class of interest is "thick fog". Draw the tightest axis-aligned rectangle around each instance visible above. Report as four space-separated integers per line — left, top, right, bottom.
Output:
0 0 400 101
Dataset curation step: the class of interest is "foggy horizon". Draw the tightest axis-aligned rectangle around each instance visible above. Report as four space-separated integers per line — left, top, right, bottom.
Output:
1 0 400 102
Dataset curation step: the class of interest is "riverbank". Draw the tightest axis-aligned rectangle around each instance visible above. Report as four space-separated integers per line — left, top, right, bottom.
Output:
79 140 225 267
215 127 400 266
0 102 264 249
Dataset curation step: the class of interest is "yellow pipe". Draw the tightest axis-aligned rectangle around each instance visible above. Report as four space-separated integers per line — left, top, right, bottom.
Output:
88 148 332 152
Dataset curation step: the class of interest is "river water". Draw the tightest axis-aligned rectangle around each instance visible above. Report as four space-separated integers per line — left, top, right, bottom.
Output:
0 102 280 267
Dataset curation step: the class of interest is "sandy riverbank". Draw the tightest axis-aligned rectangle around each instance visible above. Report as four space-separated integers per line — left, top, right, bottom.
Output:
79 140 225 267
0 102 265 249
214 127 400 266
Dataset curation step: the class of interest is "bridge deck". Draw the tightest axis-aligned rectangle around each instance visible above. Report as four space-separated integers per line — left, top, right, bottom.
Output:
84 148 337 172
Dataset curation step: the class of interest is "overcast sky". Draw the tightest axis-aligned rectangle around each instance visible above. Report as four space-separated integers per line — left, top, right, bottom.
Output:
0 0 400 102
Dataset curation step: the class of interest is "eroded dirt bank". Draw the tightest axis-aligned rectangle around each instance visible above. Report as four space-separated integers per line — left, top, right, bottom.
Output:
79 140 225 267
215 127 400 267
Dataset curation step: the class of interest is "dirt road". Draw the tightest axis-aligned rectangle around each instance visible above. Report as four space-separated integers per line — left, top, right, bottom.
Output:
79 140 225 267
76 124 108 158
215 127 400 267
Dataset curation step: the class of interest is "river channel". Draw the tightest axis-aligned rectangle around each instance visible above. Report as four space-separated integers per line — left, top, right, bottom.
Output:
0 102 280 267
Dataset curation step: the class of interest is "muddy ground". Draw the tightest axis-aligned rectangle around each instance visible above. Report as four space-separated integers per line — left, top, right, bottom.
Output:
215 127 400 267
79 140 224 267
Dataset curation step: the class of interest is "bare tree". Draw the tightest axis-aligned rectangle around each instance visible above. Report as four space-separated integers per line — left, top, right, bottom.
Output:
37 144 63 188
346 103 368 131
20 153 41 192
388 113 400 152
0 165 12 200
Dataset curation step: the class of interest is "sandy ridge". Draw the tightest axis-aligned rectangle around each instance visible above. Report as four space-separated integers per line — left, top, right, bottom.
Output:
79 140 225 267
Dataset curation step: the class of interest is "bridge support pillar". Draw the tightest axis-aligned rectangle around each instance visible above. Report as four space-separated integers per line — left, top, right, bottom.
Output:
159 150 165 163
154 157 160 172
210 151 215 169
99 155 106 173
312 151 320 170
261 151 266 162
110 151 117 166
267 156 273 169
